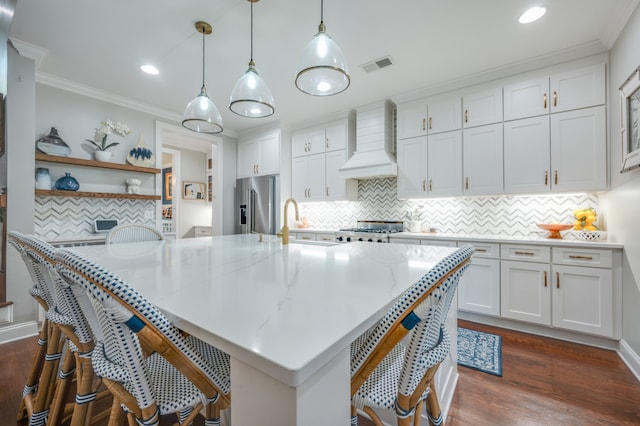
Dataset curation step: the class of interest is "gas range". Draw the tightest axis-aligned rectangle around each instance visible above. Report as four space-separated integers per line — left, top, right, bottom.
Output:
335 220 404 243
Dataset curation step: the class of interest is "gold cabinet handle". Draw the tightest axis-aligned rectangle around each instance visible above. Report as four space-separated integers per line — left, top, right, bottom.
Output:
464 109 469 123
544 270 548 287
428 117 433 130
569 255 594 260
554 170 558 185
301 236 312 240
326 186 329 197
543 93 547 109
553 91 557 107
556 272 560 289
465 176 469 190
326 138 329 149
256 164 259 174
422 179 426 192
515 251 535 256
544 170 548 186
475 248 487 252
422 118 426 131
429 179 433 192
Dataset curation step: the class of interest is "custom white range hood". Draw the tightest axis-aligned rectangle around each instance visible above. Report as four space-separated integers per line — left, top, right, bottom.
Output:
339 100 397 180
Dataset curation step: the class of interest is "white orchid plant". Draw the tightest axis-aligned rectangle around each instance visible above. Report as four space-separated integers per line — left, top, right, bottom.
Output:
86 120 131 151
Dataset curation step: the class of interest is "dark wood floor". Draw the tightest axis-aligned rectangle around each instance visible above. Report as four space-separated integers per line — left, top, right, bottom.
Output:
1 320 639 425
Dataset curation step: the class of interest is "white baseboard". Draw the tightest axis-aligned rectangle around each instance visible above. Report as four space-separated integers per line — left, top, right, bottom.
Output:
0 321 39 344
618 339 640 383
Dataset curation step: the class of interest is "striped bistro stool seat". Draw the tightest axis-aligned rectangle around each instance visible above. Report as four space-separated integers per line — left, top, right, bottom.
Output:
54 248 231 426
350 245 473 426
106 223 165 244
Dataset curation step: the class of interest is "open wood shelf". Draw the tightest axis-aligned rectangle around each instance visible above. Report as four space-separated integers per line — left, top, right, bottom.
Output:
35 189 161 200
35 153 161 174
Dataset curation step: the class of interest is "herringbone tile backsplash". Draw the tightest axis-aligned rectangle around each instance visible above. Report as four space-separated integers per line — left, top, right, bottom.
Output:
35 196 155 240
298 178 601 236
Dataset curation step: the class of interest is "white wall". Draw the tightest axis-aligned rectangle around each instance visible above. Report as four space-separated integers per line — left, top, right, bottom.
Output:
602 2 640 357
5 45 36 324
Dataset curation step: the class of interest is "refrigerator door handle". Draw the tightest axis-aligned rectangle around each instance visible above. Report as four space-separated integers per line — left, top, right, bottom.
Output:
249 188 257 233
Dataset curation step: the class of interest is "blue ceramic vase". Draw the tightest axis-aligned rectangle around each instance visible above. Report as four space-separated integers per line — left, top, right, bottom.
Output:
55 172 80 191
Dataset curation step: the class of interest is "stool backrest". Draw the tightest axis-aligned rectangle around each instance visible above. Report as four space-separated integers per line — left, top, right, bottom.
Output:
350 244 473 396
106 224 165 244
8 231 55 311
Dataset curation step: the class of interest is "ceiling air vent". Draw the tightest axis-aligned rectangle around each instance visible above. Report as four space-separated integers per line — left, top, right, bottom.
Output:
360 56 393 73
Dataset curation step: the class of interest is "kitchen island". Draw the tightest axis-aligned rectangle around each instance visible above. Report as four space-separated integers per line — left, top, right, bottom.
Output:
68 234 458 426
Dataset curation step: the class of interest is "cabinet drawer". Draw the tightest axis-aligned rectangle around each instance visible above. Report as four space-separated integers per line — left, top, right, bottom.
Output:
421 239 457 247
389 238 421 245
458 241 499 259
552 247 612 268
194 226 212 237
294 233 317 241
316 234 336 242
501 244 550 263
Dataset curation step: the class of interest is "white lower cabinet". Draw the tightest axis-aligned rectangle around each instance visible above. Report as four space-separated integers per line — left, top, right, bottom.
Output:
457 242 500 316
501 245 615 338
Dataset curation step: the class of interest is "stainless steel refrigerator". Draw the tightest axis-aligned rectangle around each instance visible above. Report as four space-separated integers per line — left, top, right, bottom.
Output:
235 175 279 235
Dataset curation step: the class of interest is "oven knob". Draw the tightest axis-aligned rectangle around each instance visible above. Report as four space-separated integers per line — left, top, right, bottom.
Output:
377 239 384 243
346 237 351 242
358 237 364 242
368 238 373 242
337 236 343 242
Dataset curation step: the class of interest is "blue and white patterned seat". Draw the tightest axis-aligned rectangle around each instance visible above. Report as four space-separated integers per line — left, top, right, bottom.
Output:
54 248 231 426
350 245 474 426
9 232 109 426
106 223 165 244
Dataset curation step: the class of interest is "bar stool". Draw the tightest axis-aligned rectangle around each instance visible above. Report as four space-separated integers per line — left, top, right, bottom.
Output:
350 245 473 426
106 223 165 244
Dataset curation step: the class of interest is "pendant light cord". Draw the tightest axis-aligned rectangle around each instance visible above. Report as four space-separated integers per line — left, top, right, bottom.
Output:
250 0 254 62
320 0 324 25
201 28 206 89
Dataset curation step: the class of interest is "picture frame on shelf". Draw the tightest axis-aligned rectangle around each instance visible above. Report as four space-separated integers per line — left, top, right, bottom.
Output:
620 66 640 173
182 180 205 200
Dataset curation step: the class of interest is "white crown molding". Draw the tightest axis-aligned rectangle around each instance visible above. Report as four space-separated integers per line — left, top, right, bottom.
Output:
600 0 640 49
9 37 48 69
391 41 608 104
34 71 239 138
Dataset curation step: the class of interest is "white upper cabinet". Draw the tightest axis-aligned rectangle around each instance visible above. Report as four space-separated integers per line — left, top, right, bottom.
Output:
397 99 429 140
291 117 357 202
504 116 551 194
550 63 606 113
237 129 280 178
397 136 428 198
503 77 550 121
396 94 461 140
462 123 503 195
503 63 606 121
397 131 462 199
427 94 462 135
428 131 462 197
550 106 607 192
462 86 503 128
292 127 325 157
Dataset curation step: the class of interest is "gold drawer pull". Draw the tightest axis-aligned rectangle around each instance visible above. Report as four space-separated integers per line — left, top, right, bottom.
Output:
556 272 560 289
553 91 557 107
422 118 426 131
543 93 547 109
429 179 433 192
569 255 594 260
475 248 488 252
544 270 548 287
464 109 469 123
429 117 433 129
515 251 535 256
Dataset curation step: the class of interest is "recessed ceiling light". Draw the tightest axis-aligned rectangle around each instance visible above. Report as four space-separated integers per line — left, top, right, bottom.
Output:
519 6 546 24
140 64 159 75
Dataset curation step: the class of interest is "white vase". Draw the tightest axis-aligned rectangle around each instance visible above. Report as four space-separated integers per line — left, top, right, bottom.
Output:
94 150 112 162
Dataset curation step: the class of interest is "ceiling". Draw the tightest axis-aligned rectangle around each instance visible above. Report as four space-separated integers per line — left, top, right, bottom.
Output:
8 0 640 136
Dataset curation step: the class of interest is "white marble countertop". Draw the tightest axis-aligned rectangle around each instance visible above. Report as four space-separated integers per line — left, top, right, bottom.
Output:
68 234 457 386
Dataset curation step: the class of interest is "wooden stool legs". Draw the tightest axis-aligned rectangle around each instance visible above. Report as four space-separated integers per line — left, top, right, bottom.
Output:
17 319 50 421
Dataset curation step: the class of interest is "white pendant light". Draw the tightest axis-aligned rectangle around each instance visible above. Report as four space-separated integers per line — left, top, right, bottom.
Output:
229 0 275 118
295 0 350 96
182 21 224 134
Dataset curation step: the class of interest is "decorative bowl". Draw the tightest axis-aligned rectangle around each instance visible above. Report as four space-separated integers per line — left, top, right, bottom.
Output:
575 230 606 241
537 223 572 239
